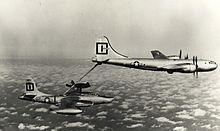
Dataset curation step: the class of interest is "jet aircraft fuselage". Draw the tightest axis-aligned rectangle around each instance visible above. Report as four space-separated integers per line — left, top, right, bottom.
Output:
19 78 114 115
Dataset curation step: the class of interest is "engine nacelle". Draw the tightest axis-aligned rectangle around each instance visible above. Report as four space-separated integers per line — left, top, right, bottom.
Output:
182 64 196 73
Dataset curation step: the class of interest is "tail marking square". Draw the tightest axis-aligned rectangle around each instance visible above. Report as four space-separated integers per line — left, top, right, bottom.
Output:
96 43 108 54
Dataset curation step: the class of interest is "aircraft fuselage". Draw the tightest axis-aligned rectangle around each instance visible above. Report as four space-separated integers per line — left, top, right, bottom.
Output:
93 57 217 73
20 92 114 106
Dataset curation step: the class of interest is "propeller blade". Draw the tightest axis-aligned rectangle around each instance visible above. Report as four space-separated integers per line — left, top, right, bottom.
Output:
195 56 198 68
196 71 198 78
196 56 197 65
193 56 195 64
186 54 188 59
179 50 182 59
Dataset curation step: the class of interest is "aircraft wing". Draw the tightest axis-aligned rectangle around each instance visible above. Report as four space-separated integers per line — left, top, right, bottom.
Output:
161 63 189 69
64 82 91 96
55 97 83 114
59 97 79 109
63 87 77 96
160 63 196 73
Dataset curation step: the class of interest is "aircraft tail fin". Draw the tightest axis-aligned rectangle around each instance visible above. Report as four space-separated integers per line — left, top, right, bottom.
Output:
92 36 128 63
24 78 44 96
151 50 168 59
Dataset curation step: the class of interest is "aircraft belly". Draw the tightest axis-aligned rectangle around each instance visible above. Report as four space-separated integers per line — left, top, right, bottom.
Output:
105 59 196 72
105 59 160 71
79 96 113 104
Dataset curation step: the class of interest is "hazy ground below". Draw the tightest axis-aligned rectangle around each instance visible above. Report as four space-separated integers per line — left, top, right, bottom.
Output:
0 58 219 131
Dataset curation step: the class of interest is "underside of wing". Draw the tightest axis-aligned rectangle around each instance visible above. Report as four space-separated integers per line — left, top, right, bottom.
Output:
161 63 190 70
55 97 83 115
64 82 91 96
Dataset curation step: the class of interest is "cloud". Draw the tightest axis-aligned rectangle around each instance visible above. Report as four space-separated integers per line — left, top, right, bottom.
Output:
130 113 147 119
18 123 25 130
63 122 95 129
193 109 206 117
211 114 220 119
0 107 6 111
35 116 44 121
156 117 182 125
143 106 154 111
21 113 30 117
119 102 129 109
51 126 62 131
35 108 48 113
201 124 212 130
97 116 107 119
96 111 107 116
126 124 143 128
123 117 133 121
176 110 194 119
9 107 16 110
76 114 94 120
18 123 50 130
0 117 8 122
161 102 177 111
173 126 187 131
11 112 18 115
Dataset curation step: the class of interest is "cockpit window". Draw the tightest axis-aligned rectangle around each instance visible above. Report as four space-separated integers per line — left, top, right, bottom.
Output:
209 61 216 64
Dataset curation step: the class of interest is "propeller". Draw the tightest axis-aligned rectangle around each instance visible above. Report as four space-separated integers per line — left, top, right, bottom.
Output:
179 50 182 59
193 56 198 78
185 54 188 59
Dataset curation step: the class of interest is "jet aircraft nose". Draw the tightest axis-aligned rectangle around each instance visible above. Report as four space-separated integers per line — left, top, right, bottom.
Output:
211 62 218 70
18 95 24 99
104 97 114 103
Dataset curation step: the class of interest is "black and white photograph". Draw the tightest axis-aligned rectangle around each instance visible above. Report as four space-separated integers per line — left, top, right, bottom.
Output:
0 0 219 130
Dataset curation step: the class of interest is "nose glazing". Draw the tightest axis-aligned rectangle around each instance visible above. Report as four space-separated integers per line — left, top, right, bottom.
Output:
214 63 218 69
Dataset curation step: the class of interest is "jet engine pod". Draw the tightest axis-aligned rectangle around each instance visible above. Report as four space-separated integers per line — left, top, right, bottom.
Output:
55 108 82 115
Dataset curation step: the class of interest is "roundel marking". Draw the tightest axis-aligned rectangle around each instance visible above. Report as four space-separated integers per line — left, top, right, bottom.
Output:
45 97 50 103
134 61 139 66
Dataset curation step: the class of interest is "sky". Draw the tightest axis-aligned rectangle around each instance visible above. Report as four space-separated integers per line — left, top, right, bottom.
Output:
0 0 220 61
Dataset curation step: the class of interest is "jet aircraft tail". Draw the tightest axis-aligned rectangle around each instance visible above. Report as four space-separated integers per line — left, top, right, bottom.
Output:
92 36 128 63
24 78 47 96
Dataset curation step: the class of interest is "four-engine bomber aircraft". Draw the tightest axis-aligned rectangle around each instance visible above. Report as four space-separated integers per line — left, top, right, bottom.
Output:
19 78 114 115
92 36 217 76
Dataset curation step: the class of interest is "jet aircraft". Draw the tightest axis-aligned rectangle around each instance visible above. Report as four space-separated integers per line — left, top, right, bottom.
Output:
92 36 217 77
19 78 114 115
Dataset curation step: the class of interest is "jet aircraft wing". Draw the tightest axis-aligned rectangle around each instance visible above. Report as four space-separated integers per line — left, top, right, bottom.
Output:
64 82 91 96
55 97 83 114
